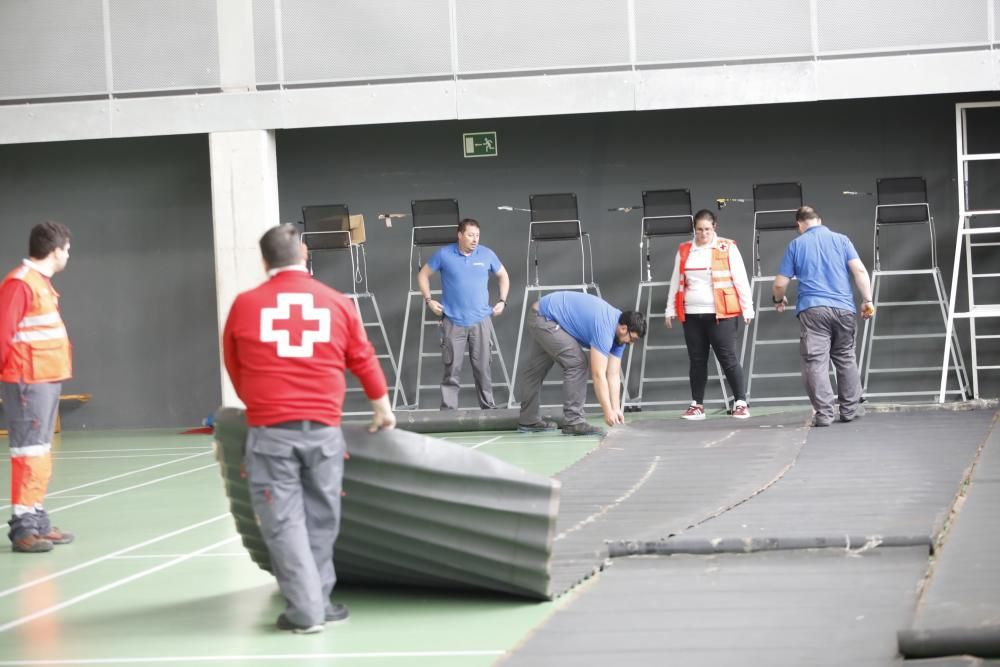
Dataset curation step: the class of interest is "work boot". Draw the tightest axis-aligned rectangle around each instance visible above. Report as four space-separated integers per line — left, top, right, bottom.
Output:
517 420 558 433
561 422 606 437
276 613 324 634
12 534 54 553
326 603 350 623
41 528 75 545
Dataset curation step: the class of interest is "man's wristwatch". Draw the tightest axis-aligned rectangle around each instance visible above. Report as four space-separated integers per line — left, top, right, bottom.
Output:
424 297 432 304
498 299 506 305
772 295 784 304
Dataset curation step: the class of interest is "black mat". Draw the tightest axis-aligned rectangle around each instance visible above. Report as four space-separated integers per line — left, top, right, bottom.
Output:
506 406 998 665
503 548 929 667
900 413 1000 660
547 410 810 595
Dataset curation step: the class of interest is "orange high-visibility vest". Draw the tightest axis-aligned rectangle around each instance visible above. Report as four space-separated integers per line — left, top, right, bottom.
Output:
1 264 72 383
674 239 742 322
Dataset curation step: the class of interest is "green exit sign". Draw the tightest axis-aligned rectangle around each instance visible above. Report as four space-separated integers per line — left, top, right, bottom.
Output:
463 131 498 158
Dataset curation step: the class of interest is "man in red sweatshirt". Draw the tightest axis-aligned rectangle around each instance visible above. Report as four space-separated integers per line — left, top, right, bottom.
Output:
222 223 395 634
1 221 76 554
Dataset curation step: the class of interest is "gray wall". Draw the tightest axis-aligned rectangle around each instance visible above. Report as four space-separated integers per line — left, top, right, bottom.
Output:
2 93 998 429
0 135 220 429
277 92 999 407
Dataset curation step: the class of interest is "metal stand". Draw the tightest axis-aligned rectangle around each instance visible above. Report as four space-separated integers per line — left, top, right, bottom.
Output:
739 182 813 403
301 204 403 414
506 193 602 409
622 189 731 410
391 199 512 410
940 102 1000 401
858 177 970 401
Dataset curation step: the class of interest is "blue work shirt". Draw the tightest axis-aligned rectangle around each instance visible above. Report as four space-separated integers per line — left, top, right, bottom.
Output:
778 225 860 315
426 243 502 327
539 291 625 358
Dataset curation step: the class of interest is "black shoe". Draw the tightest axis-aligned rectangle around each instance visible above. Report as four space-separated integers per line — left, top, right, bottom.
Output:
326 603 350 623
517 420 558 433
561 422 607 437
276 613 323 634
12 534 54 553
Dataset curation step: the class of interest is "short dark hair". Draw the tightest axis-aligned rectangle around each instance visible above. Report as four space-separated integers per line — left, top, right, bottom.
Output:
458 218 480 233
795 206 820 223
619 311 647 339
29 221 71 259
693 209 717 227
259 223 302 269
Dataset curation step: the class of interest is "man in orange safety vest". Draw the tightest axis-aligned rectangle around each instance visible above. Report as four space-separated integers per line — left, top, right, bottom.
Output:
0 221 76 553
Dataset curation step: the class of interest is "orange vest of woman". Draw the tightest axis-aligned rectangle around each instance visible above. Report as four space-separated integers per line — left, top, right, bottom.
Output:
674 239 742 323
1 264 72 383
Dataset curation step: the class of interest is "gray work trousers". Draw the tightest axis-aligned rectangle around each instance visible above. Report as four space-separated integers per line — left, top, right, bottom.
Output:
798 307 863 424
245 423 345 628
440 316 496 409
516 311 587 426
3 381 60 542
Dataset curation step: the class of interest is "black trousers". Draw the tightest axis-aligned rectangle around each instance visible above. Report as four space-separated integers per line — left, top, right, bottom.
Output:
681 314 747 404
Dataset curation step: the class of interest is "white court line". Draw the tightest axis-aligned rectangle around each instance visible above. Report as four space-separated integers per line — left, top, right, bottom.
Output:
0 535 240 633
48 463 217 514
110 552 247 559
0 650 505 665
52 447 212 454
0 451 212 511
469 435 503 449
54 453 211 460
0 513 230 599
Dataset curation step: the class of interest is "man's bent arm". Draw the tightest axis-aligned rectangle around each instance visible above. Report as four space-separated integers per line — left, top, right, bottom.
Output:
848 259 873 303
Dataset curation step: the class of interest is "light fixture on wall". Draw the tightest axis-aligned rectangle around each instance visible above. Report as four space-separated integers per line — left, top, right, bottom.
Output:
607 205 643 212
497 205 531 213
842 190 874 196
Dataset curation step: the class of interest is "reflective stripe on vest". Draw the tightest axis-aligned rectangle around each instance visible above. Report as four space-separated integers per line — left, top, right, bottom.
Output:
1 265 72 383
675 239 742 322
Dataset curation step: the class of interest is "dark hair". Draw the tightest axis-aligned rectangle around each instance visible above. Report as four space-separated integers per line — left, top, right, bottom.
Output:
795 206 820 223
29 221 71 259
692 209 717 228
259 223 302 269
458 218 480 233
619 311 647 339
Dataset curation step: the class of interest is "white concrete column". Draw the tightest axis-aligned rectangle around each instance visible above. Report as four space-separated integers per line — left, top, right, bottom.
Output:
209 129 279 406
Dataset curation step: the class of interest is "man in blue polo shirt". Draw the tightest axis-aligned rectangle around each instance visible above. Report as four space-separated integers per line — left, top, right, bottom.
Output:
772 206 875 426
516 291 646 437
418 218 510 409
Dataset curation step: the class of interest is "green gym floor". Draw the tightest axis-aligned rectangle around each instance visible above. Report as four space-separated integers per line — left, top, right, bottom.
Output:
0 418 631 667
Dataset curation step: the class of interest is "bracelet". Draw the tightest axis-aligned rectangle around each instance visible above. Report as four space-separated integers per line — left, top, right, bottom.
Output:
772 296 784 304
498 299 506 304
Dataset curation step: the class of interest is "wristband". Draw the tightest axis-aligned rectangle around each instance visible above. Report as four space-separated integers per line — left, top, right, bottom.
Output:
772 296 784 304
498 299 506 304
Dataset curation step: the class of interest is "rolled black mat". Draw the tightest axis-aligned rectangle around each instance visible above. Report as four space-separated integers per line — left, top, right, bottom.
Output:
607 534 933 557
213 407 560 600
898 626 1000 659
345 408 566 434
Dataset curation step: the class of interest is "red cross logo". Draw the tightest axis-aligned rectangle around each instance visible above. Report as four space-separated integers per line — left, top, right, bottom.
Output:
260 293 331 358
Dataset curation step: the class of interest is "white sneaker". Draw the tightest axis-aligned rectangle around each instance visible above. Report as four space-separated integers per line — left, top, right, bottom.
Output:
681 403 706 420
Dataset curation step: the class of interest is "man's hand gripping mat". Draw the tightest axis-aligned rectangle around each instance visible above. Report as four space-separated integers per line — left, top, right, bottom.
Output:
213 408 560 600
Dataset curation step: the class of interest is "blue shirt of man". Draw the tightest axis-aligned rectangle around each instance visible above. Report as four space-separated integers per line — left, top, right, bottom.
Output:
778 225 860 315
539 291 625 358
426 244 502 327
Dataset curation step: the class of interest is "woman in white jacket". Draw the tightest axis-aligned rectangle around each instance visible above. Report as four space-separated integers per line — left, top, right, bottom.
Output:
665 209 754 420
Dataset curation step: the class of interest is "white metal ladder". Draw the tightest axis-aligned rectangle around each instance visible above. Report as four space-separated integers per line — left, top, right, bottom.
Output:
506 193 604 409
940 102 1000 401
858 177 970 401
391 200 512 410
739 182 812 403
623 189 731 410
301 204 403 415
